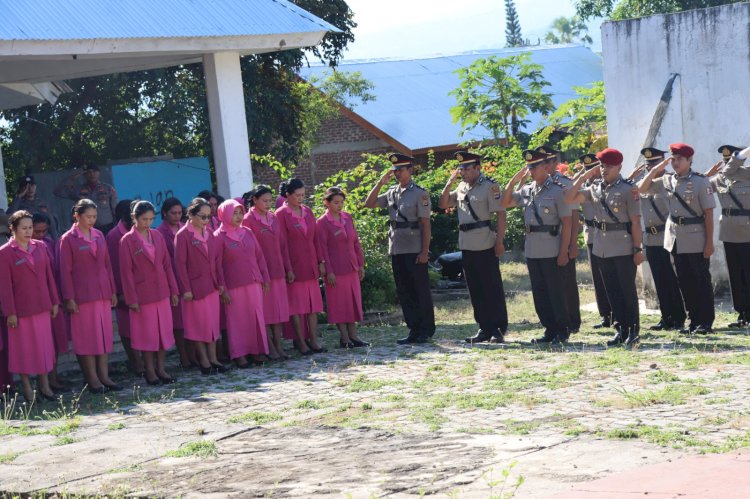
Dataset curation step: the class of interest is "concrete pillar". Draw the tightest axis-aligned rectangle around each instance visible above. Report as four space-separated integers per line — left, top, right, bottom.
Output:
0 145 7 211
203 52 253 199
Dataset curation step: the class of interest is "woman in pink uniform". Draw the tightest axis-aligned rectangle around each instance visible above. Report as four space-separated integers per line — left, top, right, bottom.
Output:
215 199 272 366
156 197 196 369
243 185 291 360
316 187 369 348
276 178 326 355
174 197 225 375
0 211 60 402
106 199 144 375
60 199 120 393
120 201 180 385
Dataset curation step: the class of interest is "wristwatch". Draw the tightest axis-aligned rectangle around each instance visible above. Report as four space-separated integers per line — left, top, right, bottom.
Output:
632 247 643 254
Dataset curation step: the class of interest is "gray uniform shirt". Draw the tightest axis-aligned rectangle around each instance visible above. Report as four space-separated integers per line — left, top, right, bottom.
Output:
54 179 118 228
647 170 716 254
581 176 641 258
710 156 750 243
580 181 597 245
376 181 431 255
512 178 571 259
446 174 504 251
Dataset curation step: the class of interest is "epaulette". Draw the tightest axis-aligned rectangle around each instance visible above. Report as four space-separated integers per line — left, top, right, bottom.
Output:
485 177 498 184
692 172 706 177
412 183 427 191
552 179 565 188
622 178 635 185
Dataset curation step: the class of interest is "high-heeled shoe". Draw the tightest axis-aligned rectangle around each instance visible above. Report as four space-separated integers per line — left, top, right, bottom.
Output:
338 340 355 349
144 374 161 386
305 340 328 354
210 362 228 373
350 339 370 348
103 382 123 392
200 365 214 376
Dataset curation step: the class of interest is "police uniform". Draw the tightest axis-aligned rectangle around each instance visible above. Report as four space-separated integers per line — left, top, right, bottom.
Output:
539 146 582 333
375 153 435 341
9 176 62 237
579 154 612 328
638 148 686 330
646 143 716 332
512 150 572 342
710 145 750 326
54 166 118 232
580 148 641 345
445 152 508 341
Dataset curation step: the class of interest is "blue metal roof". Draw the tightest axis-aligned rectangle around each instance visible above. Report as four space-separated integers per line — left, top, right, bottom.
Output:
0 0 339 41
300 46 603 151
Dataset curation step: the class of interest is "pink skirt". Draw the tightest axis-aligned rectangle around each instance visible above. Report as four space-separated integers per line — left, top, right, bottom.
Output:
70 300 114 355
264 278 290 325
8 311 56 375
224 283 268 358
115 306 131 339
182 291 221 343
51 310 70 354
287 279 323 316
325 271 364 324
129 298 175 352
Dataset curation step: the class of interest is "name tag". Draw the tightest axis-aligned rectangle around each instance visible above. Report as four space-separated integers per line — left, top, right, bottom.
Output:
191 240 201 246
260 228 270 233
294 223 303 229
15 258 26 266
134 248 144 256
334 230 343 236
78 245 90 251
229 242 240 249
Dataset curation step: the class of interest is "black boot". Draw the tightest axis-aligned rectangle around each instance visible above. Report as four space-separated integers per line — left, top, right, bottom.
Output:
465 329 494 344
606 331 625 346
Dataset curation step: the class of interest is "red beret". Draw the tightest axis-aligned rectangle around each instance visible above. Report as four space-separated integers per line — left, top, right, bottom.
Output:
596 148 623 166
669 143 694 158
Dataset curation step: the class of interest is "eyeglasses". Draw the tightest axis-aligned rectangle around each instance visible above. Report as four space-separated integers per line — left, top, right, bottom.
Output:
196 215 210 221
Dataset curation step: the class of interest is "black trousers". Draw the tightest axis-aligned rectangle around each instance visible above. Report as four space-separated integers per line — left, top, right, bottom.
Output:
562 258 581 330
462 248 508 334
645 244 686 326
391 253 436 337
527 258 569 338
672 251 714 329
588 244 612 322
598 255 640 337
724 242 750 320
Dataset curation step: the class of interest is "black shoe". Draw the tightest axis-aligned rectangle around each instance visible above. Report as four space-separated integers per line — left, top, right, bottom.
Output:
592 320 611 329
649 321 667 331
489 334 505 344
606 332 625 346
158 375 177 384
144 374 161 386
692 325 713 335
210 362 228 373
625 333 640 346
338 340 355 349
532 335 556 344
305 340 328 354
465 329 494 343
679 326 695 335
350 339 370 348
103 382 123 392
397 335 417 345
670 323 685 331
200 366 214 376
556 332 570 343
727 320 748 328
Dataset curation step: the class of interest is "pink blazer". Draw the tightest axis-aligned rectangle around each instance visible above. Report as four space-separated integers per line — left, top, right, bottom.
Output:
276 204 320 282
0 240 60 317
119 228 179 306
59 226 116 304
316 212 364 275
174 224 222 300
105 221 128 294
214 227 270 290
242 210 291 280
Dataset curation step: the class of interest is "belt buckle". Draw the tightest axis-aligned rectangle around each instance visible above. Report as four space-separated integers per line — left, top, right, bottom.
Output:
677 216 684 226
649 226 658 235
600 221 607 232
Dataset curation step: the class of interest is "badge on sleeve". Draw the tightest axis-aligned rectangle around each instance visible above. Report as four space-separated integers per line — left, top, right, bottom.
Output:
706 187 713 195
421 194 429 207
631 188 639 201
491 185 501 200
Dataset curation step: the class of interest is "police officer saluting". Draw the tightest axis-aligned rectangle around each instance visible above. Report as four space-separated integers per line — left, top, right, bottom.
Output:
567 148 644 346
638 143 716 334
502 150 573 344
439 151 508 343
633 147 686 331
706 144 750 328
364 153 436 344
55 163 118 233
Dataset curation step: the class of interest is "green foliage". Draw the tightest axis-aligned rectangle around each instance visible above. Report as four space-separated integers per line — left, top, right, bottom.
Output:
531 81 607 160
543 16 593 45
575 0 742 20
450 54 555 143
503 0 526 47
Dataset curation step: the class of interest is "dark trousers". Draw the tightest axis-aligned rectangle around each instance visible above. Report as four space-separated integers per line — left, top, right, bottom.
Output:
645 244 686 326
599 255 640 337
672 251 714 329
527 258 570 338
724 242 750 320
563 258 581 330
462 248 508 334
391 253 436 337
588 244 612 322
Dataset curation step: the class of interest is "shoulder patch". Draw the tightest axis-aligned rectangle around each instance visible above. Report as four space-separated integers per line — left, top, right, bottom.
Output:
421 193 429 206
486 177 498 184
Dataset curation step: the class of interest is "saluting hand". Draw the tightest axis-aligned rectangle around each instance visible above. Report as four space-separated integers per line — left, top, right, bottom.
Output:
7 315 18 328
65 299 79 314
129 303 141 313
170 295 179 307
51 304 59 319
448 168 461 184
706 161 723 177
379 170 394 185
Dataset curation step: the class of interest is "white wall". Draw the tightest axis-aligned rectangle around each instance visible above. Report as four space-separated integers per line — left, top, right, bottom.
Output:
602 2 750 283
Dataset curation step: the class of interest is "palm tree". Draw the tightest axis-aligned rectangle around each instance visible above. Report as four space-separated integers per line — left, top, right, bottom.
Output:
544 16 593 45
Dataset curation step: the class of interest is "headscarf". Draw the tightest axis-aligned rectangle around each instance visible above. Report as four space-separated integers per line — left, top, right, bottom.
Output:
217 199 246 242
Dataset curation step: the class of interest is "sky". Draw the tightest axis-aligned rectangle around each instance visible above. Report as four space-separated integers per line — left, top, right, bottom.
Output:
339 0 603 61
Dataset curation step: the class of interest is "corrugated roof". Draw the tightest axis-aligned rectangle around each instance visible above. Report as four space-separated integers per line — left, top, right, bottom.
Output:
0 0 339 41
300 46 603 151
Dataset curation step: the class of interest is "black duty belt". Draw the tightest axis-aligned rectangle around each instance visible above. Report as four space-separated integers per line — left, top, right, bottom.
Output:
722 208 750 217
525 224 559 235
645 224 666 235
669 215 704 226
593 220 632 232
390 221 420 229
584 218 594 228
459 220 491 232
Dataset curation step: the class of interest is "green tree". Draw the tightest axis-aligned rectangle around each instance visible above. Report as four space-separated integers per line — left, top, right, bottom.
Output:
449 53 555 143
544 16 593 45
504 0 525 47
575 0 743 20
